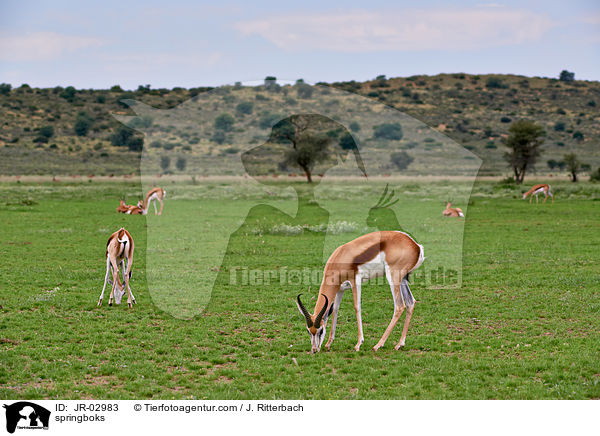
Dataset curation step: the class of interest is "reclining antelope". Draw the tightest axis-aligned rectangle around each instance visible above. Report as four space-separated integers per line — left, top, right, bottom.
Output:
296 230 424 353
523 183 553 203
116 200 144 214
98 228 136 308
443 202 464 217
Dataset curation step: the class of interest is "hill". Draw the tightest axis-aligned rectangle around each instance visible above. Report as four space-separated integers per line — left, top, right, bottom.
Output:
0 74 598 177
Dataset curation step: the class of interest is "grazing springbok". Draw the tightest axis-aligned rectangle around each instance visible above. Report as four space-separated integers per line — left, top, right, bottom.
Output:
443 202 464 218
296 231 424 353
143 187 166 215
523 183 553 203
98 228 136 308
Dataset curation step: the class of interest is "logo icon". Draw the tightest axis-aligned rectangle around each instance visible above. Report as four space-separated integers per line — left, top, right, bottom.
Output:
3 402 50 434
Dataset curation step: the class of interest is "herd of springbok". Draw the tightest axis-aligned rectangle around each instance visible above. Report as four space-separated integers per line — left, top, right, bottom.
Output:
97 187 165 309
99 181 553 353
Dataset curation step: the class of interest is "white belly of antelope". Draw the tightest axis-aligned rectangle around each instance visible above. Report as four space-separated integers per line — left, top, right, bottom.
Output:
357 251 387 281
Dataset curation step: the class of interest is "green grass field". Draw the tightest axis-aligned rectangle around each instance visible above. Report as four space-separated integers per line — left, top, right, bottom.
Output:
0 179 599 399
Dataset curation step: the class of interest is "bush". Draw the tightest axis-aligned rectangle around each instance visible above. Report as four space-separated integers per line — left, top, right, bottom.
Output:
559 70 575 82
110 126 144 151
485 77 507 89
258 112 283 130
500 116 512 123
573 131 584 141
38 125 54 139
349 121 360 132
60 86 76 102
339 132 356 150
0 83 11 95
211 130 226 144
390 151 414 170
236 101 254 115
160 156 170 171
553 121 566 131
74 112 92 136
373 123 403 140
214 113 235 132
176 156 187 171
296 83 313 99
590 168 600 182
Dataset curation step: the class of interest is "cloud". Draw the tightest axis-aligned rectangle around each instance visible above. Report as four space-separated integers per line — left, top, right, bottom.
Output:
235 8 555 52
0 32 103 61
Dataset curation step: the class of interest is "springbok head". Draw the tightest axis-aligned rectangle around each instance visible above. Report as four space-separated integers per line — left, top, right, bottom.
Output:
296 293 330 353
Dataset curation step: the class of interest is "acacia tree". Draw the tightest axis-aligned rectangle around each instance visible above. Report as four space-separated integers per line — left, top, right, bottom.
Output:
269 115 335 183
504 120 545 184
562 153 582 182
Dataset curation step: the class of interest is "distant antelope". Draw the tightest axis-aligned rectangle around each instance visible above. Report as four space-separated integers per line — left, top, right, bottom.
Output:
296 231 424 353
98 228 136 308
116 200 142 214
523 183 553 203
443 202 464 217
142 187 166 215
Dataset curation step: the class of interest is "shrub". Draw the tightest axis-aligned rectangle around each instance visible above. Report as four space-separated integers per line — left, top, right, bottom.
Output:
373 123 403 140
176 156 187 171
74 112 93 136
349 121 361 132
339 132 356 150
211 130 226 144
236 101 254 115
38 125 54 139
553 121 566 131
60 86 76 102
590 168 600 182
296 83 313 99
110 126 144 151
559 70 575 82
160 156 170 171
485 77 507 89
573 131 584 141
390 151 414 170
500 116 512 123
0 83 11 95
258 112 283 130
214 113 235 132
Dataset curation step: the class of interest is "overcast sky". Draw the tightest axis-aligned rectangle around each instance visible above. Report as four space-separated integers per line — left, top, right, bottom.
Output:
0 0 598 89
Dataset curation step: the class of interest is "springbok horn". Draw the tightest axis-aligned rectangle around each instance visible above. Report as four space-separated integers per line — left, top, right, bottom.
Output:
297 294 313 328
313 295 329 328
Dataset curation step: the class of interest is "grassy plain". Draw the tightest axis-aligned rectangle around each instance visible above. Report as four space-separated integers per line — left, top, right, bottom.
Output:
0 179 599 399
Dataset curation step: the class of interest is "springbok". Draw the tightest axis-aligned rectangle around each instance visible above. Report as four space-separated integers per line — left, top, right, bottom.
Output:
98 228 136 308
296 231 424 353
443 202 464 217
523 183 553 203
143 187 166 215
116 200 143 214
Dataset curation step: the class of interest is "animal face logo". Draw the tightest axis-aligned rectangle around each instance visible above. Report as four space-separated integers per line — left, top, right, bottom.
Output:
115 81 481 319
3 402 51 433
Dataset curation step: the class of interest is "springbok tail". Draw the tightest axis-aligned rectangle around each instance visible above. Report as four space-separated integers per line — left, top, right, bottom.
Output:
400 277 415 308
459 212 464 217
